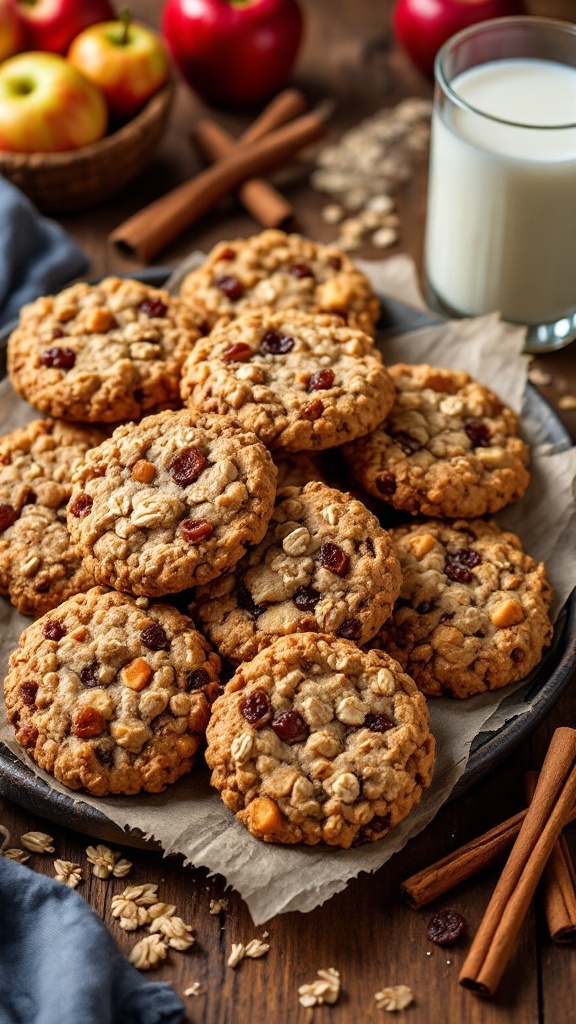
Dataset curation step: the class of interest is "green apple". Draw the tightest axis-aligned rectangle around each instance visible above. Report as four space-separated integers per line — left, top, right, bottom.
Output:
0 52 108 153
68 18 169 122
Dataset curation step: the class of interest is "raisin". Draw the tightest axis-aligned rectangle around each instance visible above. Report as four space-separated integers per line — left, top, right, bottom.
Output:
260 329 295 354
134 388 144 403
0 504 18 532
473 629 485 638
69 493 93 518
364 713 394 733
169 447 207 487
293 586 320 611
95 747 115 766
288 262 315 279
392 430 422 454
427 909 466 945
72 708 105 738
271 710 309 744
52 327 65 339
222 342 253 362
308 369 335 391
445 547 482 583
21 487 37 507
141 623 170 651
377 474 396 495
416 600 435 615
445 562 473 583
319 542 349 577
327 307 349 324
237 581 265 617
35 579 50 594
139 297 168 318
43 620 66 641
240 688 272 727
511 647 525 663
214 273 244 300
455 548 482 569
186 668 210 691
301 399 324 421
219 247 236 260
180 519 214 543
19 724 38 747
338 617 362 640
41 347 76 370
366 538 375 556
439 610 455 623
326 255 342 270
394 621 414 649
465 420 492 448
80 664 100 688
20 682 38 707
353 813 391 845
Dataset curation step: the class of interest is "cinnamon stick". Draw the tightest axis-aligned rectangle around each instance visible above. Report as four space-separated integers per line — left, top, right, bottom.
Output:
401 802 576 909
525 770 576 943
110 106 327 261
459 728 576 997
193 88 308 229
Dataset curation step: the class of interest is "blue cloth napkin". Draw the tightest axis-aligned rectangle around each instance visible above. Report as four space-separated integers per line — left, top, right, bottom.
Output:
0 177 89 329
0 857 185 1024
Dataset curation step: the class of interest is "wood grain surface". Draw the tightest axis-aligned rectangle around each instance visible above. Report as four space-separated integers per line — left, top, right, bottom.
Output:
1 2 576 1021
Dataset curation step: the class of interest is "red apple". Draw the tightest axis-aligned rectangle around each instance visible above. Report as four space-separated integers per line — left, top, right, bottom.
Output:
0 52 107 152
393 0 527 78
68 18 169 121
161 0 304 108
8 0 116 55
0 0 25 62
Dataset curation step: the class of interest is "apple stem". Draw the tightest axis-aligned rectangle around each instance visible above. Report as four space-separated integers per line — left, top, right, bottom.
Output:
119 7 132 46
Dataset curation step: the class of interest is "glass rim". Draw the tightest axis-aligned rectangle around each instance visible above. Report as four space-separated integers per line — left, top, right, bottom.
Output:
435 15 576 131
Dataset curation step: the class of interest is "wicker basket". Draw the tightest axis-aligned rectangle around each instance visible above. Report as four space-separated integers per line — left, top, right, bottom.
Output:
0 77 174 214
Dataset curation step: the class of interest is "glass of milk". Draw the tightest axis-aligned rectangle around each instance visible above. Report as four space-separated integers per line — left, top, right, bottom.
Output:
424 17 576 352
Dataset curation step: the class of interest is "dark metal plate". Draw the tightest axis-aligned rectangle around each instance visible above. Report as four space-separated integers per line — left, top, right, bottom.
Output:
0 271 573 843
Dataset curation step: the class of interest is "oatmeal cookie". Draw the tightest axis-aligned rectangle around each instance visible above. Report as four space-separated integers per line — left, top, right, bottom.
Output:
179 229 380 335
4 587 221 796
343 364 530 518
0 418 104 616
180 310 395 452
205 633 434 848
370 519 553 698
193 482 401 663
68 410 277 597
8 277 201 423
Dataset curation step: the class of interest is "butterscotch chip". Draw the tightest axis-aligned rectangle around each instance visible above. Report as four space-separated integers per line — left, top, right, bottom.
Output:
8 277 202 423
0 418 104 617
343 364 530 518
180 309 395 453
370 519 553 698
132 460 156 484
193 481 401 663
67 410 277 597
3 587 221 796
180 229 380 335
205 633 434 848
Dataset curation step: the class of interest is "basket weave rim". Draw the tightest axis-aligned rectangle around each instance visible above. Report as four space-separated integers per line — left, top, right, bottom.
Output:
0 76 174 169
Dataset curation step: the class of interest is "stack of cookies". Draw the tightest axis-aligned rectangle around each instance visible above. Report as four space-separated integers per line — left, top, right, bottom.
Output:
1 229 552 851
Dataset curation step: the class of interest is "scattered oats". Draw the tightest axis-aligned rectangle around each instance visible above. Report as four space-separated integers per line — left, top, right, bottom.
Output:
383 213 401 229
228 943 246 968
110 897 150 931
150 915 195 951
0 825 10 852
339 217 364 239
426 951 432 957
86 844 121 879
184 983 202 997
446 960 451 965
117 883 159 905
262 930 269 939
3 848 30 863
147 901 177 921
21 831 55 854
528 366 552 386
366 194 395 216
135 597 149 608
54 860 83 888
209 897 229 915
375 985 414 1012
321 203 345 225
112 857 133 879
298 968 341 1007
244 939 270 959
558 395 576 410
372 226 399 249
129 933 168 971
336 235 361 251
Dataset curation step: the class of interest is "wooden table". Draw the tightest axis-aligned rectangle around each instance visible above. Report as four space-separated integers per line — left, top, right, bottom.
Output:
2 2 576 1021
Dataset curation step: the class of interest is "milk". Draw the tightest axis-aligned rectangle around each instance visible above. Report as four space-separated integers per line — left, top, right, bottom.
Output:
425 58 576 324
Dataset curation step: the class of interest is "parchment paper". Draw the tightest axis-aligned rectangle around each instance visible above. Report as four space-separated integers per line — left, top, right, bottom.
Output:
1 256 575 925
